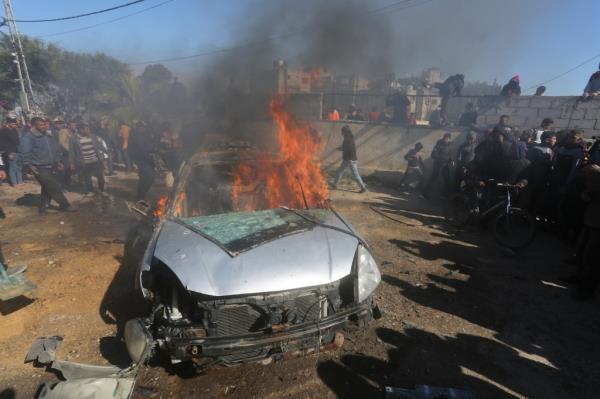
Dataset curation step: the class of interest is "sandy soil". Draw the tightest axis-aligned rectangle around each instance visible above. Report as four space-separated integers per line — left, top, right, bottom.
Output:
1 172 599 399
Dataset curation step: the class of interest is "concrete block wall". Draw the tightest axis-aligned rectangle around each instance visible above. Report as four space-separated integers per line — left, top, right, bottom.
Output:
470 96 600 136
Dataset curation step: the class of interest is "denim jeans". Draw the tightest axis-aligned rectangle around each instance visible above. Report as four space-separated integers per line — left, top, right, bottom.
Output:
334 160 366 189
7 153 23 185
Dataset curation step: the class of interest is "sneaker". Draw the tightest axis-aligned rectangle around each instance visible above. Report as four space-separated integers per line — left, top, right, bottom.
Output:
359 188 368 193
59 205 77 213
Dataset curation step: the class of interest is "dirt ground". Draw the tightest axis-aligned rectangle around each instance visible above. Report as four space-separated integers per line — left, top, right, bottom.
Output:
1 171 599 399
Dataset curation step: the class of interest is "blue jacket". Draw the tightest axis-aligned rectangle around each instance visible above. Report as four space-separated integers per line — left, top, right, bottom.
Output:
20 129 62 168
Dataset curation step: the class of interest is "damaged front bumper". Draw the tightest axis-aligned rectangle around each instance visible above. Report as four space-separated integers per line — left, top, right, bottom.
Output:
144 303 374 366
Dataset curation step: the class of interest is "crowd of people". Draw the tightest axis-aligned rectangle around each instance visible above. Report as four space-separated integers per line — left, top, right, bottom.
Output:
398 112 600 300
0 112 183 214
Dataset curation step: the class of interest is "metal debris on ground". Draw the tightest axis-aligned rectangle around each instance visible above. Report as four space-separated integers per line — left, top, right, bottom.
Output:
0 261 37 301
25 336 147 399
25 336 63 364
384 385 476 399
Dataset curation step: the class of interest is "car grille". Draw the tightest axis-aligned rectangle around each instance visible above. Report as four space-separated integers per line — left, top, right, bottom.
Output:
210 294 328 337
214 305 264 336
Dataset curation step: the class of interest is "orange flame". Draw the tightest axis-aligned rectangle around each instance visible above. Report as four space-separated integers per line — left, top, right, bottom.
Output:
174 191 186 217
231 94 329 211
154 196 168 218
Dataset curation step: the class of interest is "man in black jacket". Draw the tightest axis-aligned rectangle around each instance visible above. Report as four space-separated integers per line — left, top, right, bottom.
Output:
437 74 464 126
332 125 367 193
423 133 454 199
129 121 158 201
0 114 23 186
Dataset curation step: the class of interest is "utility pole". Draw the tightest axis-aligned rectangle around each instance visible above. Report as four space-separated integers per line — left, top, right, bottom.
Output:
2 0 34 113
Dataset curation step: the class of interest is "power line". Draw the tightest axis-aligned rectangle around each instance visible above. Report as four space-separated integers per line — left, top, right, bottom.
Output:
6 0 147 23
525 52 600 93
127 0 436 66
40 0 176 38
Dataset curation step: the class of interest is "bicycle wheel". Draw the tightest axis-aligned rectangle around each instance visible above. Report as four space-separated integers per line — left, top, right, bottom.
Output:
492 207 536 250
444 193 472 227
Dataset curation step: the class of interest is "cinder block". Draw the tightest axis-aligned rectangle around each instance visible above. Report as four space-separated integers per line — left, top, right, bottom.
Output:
508 116 529 127
512 107 539 119
560 106 586 119
536 108 562 119
552 118 570 129
510 97 531 108
570 119 597 130
530 97 555 108
485 115 500 125
549 97 574 109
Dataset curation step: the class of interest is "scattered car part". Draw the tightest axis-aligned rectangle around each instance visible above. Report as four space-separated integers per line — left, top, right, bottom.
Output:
24 336 63 364
25 336 152 399
37 377 135 399
0 260 36 301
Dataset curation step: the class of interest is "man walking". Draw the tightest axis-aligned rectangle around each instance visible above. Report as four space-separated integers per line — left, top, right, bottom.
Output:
69 122 106 196
423 133 454 199
332 125 367 193
21 116 73 214
129 121 157 201
399 142 425 190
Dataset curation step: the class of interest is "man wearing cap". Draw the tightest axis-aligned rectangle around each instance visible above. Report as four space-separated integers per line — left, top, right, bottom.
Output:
0 113 23 186
21 116 73 214
69 122 106 196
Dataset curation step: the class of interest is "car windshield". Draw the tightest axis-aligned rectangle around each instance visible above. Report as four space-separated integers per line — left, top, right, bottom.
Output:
172 161 330 255
175 161 328 218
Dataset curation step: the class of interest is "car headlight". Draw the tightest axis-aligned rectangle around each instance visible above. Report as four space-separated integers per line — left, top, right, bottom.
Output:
356 245 381 303
124 318 153 364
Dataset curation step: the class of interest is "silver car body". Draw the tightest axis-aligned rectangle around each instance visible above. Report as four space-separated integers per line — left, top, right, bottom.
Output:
152 213 359 297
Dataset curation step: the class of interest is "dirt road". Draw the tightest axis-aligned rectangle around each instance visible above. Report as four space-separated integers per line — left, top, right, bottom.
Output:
1 172 599 398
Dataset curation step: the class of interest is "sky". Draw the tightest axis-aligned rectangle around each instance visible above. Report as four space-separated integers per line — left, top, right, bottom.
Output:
4 0 600 95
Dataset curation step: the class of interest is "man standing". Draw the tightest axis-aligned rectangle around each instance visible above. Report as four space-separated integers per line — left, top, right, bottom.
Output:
118 120 132 171
0 113 23 186
500 75 521 97
54 116 72 187
457 103 477 128
21 116 73 214
399 142 425 189
534 118 554 144
69 122 106 196
582 63 600 99
332 125 367 193
423 133 454 199
437 74 464 126
495 115 513 139
455 132 477 189
386 91 411 124
129 121 157 201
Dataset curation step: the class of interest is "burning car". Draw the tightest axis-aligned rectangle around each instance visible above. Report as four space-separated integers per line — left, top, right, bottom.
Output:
124 98 381 369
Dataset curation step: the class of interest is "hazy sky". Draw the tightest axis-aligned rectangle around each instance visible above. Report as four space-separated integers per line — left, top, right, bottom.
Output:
5 0 600 95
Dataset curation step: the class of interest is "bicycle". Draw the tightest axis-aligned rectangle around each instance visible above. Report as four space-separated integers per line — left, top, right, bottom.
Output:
444 180 536 250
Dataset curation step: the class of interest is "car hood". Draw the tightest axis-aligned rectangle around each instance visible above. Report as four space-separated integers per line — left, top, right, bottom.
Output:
152 210 359 297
